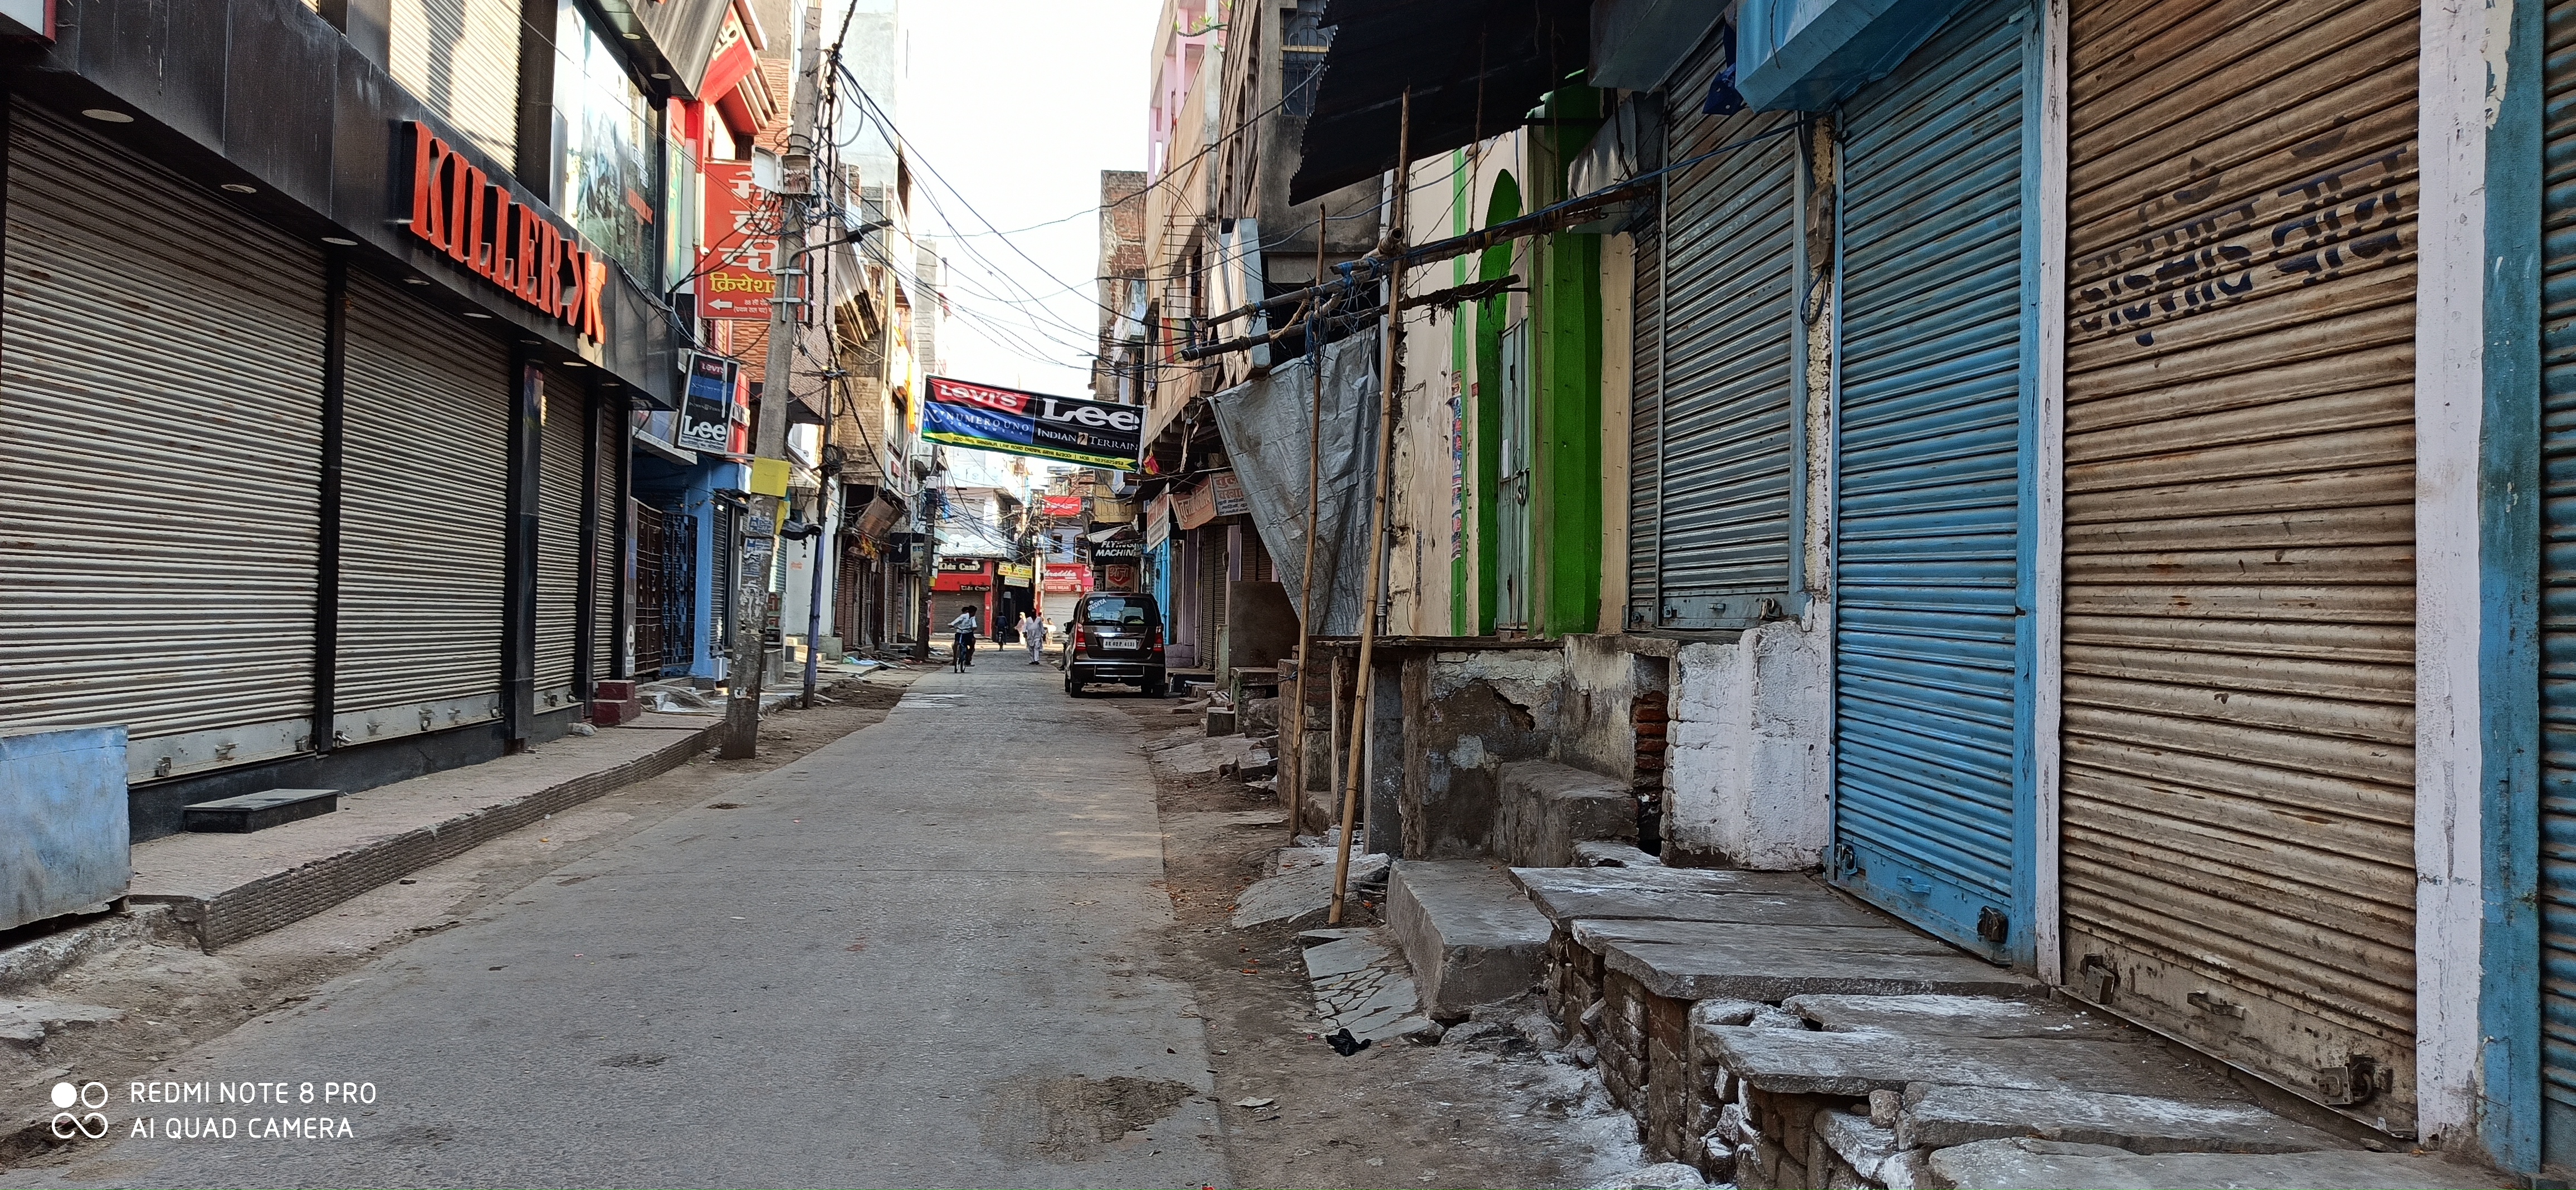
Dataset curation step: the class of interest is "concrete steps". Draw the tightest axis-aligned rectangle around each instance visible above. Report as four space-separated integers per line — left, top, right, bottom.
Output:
1485 864 2475 1189
1495 760 1637 867
1384 860 1553 1018
1926 1139 2502 1189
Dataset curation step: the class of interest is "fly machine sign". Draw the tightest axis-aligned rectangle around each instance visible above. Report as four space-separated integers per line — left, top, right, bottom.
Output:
921 377 1140 472
404 123 607 343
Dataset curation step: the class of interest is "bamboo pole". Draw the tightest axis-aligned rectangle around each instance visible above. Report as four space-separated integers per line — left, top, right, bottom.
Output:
1285 222 1328 842
1329 89 1409 925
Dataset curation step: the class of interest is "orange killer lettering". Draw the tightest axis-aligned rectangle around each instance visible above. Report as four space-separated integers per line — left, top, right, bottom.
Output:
402 122 604 344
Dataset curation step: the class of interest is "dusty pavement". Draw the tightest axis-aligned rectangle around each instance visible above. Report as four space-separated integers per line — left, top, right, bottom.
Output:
4 662 1224 1188
1116 697 1647 1190
0 672 921 1174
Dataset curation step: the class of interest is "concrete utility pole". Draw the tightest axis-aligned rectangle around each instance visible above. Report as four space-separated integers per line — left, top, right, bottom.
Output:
723 0 824 760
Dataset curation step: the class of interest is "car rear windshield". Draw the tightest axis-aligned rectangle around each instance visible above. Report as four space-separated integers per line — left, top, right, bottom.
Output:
1082 597 1155 626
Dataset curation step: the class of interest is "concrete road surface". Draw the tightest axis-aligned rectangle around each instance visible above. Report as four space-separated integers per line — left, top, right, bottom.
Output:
14 662 1227 1189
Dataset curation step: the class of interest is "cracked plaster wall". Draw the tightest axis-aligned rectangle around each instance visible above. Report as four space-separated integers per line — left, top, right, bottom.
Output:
1663 607 1829 869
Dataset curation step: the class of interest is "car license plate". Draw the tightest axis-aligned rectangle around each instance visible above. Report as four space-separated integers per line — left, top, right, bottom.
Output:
1105 638 1141 651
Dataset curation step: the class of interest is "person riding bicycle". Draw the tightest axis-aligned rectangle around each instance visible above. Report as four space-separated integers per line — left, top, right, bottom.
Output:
949 606 980 672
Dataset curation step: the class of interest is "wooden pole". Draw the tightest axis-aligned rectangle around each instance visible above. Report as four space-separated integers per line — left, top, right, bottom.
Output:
1330 89 1409 925
1286 221 1328 841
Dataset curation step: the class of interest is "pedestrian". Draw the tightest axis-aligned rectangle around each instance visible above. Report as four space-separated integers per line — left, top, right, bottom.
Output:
1021 610 1046 664
949 605 979 672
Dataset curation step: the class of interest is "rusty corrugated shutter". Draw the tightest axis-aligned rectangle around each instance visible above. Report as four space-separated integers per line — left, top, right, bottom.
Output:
2535 0 2576 1165
2058 0 2419 1133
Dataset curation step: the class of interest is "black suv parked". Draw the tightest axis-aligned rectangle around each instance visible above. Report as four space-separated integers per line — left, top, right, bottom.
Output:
1064 592 1167 698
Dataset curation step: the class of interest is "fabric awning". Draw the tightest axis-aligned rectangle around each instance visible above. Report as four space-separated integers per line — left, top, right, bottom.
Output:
1288 0 1591 204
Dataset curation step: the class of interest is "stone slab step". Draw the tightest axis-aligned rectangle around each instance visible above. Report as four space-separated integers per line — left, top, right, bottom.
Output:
1387 860 1554 1016
1898 1084 2350 1154
1783 992 2138 1041
1699 1026 2233 1100
1510 867 1872 926
1925 1138 2505 1189
1574 918 1959 957
1603 937 2040 1002
1230 852 1389 929
1496 760 1638 867
1301 931 1435 1043
181 789 340 833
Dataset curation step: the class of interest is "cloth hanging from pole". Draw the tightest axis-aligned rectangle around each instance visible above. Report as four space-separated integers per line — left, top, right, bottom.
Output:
1208 329 1382 636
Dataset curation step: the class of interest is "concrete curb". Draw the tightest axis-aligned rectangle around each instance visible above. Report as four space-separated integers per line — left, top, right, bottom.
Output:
146 722 719 951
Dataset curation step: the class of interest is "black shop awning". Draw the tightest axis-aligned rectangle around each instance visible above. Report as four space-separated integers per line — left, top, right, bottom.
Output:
1287 0 1592 205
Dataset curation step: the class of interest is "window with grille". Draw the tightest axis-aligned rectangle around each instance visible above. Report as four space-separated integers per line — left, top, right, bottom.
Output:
1283 1 1333 118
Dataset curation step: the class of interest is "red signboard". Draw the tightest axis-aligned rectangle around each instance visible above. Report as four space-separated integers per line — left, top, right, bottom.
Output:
699 162 779 321
1042 562 1090 593
405 124 605 343
1040 494 1085 518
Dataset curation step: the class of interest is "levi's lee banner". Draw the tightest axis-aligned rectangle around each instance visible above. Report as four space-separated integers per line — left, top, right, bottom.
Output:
921 377 1140 471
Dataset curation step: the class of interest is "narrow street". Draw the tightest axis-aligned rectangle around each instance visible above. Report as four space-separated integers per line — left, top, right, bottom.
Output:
12 664 1228 1188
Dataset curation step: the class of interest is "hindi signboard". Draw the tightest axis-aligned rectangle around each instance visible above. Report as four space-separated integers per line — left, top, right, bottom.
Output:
699 162 779 321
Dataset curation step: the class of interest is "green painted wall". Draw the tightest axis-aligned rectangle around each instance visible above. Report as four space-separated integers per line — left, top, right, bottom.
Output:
1533 87 1605 638
1450 149 1472 635
1473 173 1520 636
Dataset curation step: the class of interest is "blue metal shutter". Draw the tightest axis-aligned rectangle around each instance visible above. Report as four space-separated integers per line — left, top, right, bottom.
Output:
2539 0 2576 1164
1637 29 1804 633
1830 0 2029 963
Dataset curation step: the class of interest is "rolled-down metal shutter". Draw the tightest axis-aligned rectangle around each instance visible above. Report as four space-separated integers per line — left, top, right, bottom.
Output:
1829 0 2029 964
536 368 586 710
2059 0 2419 1131
2544 3 2576 1165
0 108 326 784
592 392 624 683
1627 170 1663 626
387 0 519 164
1637 31 1801 633
334 273 508 745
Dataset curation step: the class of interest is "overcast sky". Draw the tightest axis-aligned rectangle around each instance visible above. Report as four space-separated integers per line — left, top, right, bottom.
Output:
895 1 1162 409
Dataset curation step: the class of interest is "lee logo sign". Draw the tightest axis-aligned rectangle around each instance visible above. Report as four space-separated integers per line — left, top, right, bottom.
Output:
404 123 607 343
920 376 1141 471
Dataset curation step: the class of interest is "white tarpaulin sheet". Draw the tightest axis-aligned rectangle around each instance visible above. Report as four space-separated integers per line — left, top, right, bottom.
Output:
1208 330 1381 637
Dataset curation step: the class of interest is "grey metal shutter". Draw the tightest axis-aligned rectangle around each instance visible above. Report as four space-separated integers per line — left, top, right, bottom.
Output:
1829 0 2029 964
536 368 586 709
2545 1 2576 1164
1627 182 1662 629
334 272 509 745
593 396 625 682
1636 32 1801 632
0 108 326 784
2058 0 2419 1132
387 0 519 163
